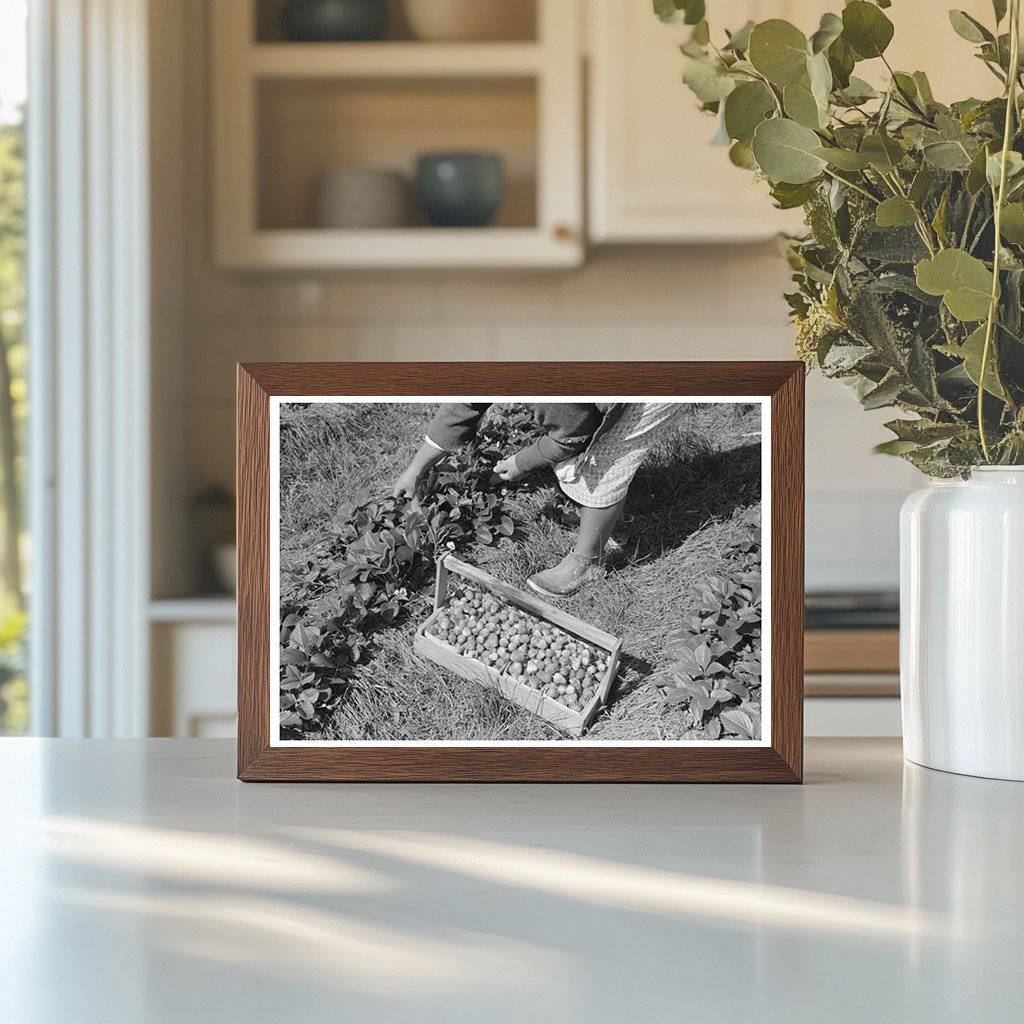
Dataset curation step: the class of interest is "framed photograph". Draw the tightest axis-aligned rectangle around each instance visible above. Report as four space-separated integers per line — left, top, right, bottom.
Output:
237 362 804 782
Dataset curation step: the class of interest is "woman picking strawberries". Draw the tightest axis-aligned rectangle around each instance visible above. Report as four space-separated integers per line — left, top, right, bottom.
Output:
393 402 681 598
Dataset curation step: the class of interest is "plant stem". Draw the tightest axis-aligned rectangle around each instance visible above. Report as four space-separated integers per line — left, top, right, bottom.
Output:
821 167 879 203
979 0 1021 462
968 212 994 253
750 69 783 116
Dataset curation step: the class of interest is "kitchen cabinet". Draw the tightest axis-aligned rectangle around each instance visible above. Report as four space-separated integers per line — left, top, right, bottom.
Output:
150 600 237 738
212 0 583 269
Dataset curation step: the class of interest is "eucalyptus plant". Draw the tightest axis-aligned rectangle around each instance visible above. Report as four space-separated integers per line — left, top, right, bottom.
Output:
659 0 1024 474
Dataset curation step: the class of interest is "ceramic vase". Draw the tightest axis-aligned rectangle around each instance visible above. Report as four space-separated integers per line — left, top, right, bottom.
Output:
900 467 1024 780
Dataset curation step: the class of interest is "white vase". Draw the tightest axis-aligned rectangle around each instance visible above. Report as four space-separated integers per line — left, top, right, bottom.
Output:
900 467 1024 780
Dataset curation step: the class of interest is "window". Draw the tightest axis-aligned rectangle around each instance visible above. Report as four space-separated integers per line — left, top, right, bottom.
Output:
0 0 28 734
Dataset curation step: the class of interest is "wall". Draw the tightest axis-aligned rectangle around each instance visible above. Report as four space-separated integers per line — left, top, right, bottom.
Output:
153 0 920 598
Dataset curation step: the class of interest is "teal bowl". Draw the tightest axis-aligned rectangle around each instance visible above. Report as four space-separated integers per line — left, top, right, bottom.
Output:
281 0 388 42
415 152 505 228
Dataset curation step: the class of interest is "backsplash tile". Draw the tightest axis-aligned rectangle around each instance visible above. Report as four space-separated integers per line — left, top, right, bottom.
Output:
181 248 917 591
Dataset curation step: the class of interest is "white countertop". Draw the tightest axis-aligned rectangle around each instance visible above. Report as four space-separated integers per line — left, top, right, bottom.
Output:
1 738 1021 1023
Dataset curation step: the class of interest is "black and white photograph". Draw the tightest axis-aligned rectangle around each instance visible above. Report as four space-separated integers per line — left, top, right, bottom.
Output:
271 397 770 745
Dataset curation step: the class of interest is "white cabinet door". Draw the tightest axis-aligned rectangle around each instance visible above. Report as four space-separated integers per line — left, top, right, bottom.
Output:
588 1 998 244
588 1 813 243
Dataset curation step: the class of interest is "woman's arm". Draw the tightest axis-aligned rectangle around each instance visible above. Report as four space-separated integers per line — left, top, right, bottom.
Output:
423 403 491 451
393 403 492 498
513 404 604 473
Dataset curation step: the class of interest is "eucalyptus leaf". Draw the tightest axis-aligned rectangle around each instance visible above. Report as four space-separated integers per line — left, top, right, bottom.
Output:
724 20 755 53
810 12 843 54
658 0 1024 477
862 374 902 409
807 51 833 111
827 35 856 89
861 133 906 172
958 324 1007 398
836 75 877 104
915 249 994 321
822 341 874 373
908 334 941 402
690 19 710 46
874 438 921 455
968 143 994 191
1000 202 1024 243
948 10 993 44
710 106 730 145
909 165 937 205
783 83 822 129
682 54 737 103
842 1 895 60
748 19 810 87
923 140 973 171
815 145 872 170
986 150 1024 190
752 117 827 184
654 0 705 26
876 196 918 228
848 283 913 372
724 81 775 143
653 0 677 23
770 179 820 209
681 0 705 25
885 418 964 443
854 225 929 263
729 140 758 170
892 72 920 103
913 71 935 105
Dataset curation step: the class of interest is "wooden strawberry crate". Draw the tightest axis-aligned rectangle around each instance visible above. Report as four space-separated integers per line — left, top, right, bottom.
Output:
413 555 622 737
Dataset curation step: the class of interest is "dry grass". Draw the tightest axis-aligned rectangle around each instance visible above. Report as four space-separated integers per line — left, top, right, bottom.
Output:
279 401 761 741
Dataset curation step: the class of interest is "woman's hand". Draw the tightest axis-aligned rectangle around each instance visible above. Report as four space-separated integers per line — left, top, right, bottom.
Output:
392 440 448 499
392 465 424 499
494 454 526 482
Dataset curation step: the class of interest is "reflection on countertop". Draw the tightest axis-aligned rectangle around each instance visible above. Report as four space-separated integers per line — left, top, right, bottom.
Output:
0 738 1022 1023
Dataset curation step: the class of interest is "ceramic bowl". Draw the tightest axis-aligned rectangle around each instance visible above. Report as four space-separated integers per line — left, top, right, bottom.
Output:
403 0 534 42
281 0 388 42
315 167 409 228
415 152 505 227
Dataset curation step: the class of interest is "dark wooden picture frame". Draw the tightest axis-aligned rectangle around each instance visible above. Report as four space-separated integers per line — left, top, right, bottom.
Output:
237 362 804 782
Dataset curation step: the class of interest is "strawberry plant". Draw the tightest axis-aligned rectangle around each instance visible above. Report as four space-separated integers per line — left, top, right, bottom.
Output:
278 411 543 738
652 507 762 740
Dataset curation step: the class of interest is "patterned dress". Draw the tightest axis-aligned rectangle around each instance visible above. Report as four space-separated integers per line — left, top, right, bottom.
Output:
554 402 682 509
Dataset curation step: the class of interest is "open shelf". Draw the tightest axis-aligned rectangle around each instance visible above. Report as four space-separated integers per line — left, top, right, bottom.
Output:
257 76 537 232
220 227 578 269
